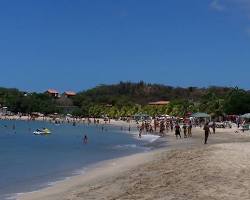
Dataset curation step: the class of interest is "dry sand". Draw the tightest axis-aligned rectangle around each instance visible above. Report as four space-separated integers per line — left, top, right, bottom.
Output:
18 127 250 200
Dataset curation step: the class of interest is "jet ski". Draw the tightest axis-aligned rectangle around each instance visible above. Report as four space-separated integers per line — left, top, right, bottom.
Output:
33 128 51 135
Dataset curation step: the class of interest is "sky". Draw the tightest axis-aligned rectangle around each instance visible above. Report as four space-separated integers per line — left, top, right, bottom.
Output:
0 0 250 92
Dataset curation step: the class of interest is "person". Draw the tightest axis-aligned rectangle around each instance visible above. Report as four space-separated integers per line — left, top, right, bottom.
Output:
165 123 169 133
212 121 216 134
139 130 142 138
170 123 174 132
154 120 157 132
149 125 153 133
236 117 240 128
83 135 88 144
188 122 192 137
203 123 210 144
175 123 181 139
159 121 165 135
183 124 188 138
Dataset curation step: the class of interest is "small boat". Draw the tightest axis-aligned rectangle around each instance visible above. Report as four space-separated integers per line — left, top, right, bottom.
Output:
33 128 51 135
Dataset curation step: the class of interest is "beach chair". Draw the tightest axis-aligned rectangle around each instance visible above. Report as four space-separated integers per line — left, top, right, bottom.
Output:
237 125 250 133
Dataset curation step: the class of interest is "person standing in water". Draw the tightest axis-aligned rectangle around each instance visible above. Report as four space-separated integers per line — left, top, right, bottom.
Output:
139 128 142 138
83 135 88 144
203 123 210 144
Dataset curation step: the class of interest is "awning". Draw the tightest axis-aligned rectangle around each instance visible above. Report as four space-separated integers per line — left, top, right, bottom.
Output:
191 112 210 118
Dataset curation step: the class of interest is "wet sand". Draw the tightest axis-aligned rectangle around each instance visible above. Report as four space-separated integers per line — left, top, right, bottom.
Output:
18 127 250 200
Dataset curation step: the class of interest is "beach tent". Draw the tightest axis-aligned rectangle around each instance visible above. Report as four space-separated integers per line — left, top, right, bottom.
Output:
240 113 250 119
133 113 151 121
191 112 211 122
191 112 210 118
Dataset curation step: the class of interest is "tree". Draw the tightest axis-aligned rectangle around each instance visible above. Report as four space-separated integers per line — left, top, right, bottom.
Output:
224 88 250 115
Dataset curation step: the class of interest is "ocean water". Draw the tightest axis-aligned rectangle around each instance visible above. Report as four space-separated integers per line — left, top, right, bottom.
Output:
0 120 159 199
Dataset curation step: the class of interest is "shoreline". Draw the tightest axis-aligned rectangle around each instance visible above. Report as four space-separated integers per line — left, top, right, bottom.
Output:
0 116 142 135
17 149 161 200
0 118 162 200
13 136 162 200
17 127 250 200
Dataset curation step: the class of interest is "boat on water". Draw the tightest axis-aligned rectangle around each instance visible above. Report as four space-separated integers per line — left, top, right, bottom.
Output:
33 128 51 135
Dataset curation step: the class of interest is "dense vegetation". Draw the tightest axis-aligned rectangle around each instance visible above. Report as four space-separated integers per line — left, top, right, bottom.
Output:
0 82 250 118
0 88 60 114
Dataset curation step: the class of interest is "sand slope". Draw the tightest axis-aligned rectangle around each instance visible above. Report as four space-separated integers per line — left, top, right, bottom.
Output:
19 128 250 200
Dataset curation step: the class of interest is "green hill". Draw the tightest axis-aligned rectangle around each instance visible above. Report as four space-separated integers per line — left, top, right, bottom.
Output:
1 82 250 117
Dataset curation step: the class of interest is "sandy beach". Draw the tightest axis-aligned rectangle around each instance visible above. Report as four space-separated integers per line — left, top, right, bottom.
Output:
17 126 250 200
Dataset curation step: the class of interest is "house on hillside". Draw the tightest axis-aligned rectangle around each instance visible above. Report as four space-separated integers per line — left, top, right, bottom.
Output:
46 89 59 98
64 91 76 98
56 94 77 114
148 100 170 106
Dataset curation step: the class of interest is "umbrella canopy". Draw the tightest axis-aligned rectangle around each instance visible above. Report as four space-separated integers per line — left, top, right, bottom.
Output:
240 113 250 119
191 112 210 118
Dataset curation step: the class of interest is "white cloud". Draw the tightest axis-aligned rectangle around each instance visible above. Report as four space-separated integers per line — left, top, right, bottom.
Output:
210 0 225 11
210 0 250 13
210 0 250 36
232 0 250 9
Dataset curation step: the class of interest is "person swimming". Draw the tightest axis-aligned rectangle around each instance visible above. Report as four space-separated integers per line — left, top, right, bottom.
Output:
83 135 88 144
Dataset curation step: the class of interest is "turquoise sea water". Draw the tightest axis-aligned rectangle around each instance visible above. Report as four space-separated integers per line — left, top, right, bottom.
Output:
0 120 156 200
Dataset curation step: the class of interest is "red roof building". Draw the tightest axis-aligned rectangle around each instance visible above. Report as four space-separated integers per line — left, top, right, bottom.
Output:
46 89 59 98
64 91 76 98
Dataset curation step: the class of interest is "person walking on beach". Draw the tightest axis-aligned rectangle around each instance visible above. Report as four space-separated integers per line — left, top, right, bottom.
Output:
212 121 216 134
203 123 210 144
175 123 181 139
188 122 192 137
170 122 174 132
182 124 187 138
165 123 169 133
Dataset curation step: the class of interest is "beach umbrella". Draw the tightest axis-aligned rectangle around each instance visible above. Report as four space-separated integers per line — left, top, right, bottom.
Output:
240 113 250 119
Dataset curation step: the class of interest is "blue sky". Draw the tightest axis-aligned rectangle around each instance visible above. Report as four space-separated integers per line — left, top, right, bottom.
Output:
0 0 250 92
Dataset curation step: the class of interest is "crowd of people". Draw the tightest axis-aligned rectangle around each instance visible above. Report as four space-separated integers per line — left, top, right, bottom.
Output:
137 119 193 139
137 119 219 145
